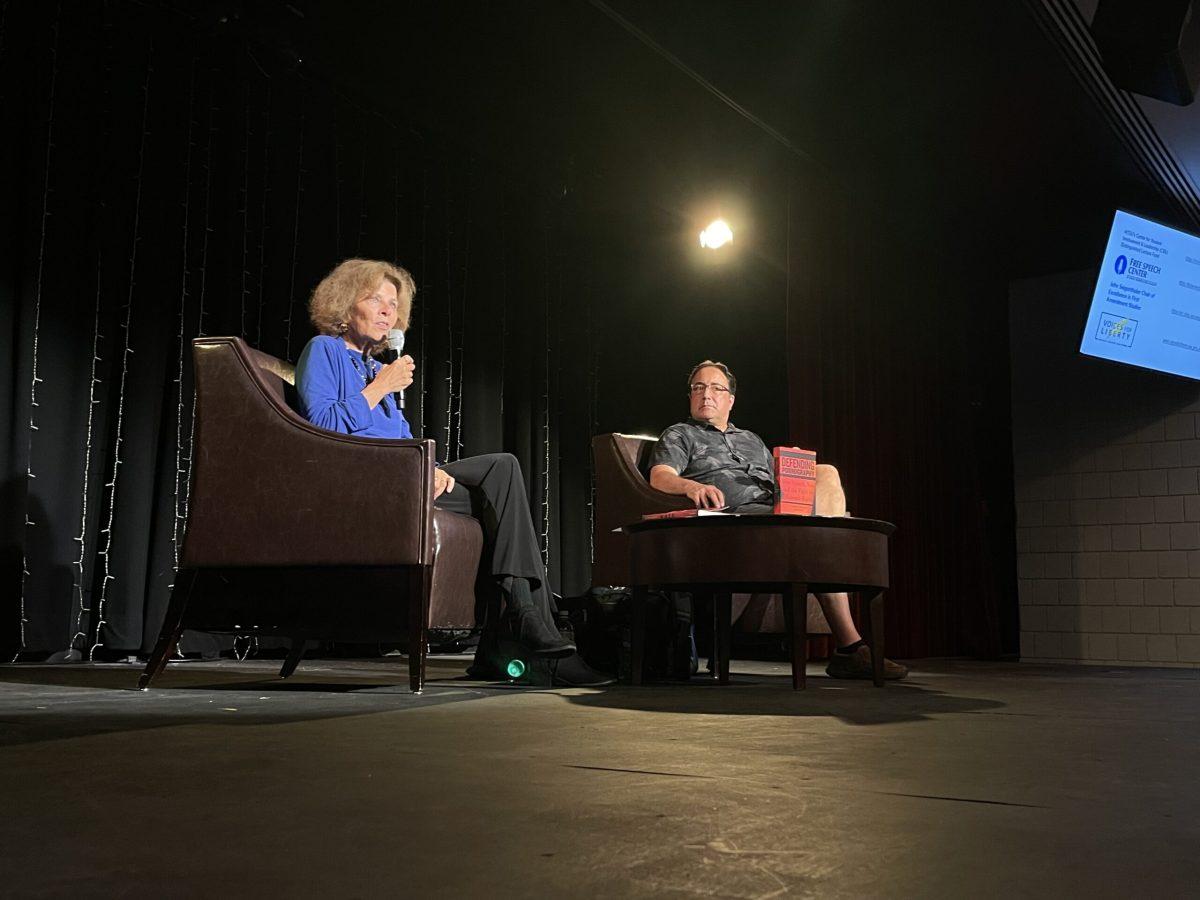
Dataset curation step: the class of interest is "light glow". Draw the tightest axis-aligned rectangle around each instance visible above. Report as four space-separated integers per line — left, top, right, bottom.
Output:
699 219 733 249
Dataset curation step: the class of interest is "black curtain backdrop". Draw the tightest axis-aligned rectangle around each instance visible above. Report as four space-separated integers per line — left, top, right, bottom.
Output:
1 1 1017 662
786 177 1019 660
0 2 604 657
0 1 792 659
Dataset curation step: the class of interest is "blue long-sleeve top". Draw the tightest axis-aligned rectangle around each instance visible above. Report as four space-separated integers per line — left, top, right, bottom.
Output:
295 335 412 439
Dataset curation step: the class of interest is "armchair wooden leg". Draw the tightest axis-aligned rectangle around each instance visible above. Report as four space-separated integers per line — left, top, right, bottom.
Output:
629 585 648 685
864 589 885 688
785 583 808 690
408 567 430 693
714 592 732 685
138 569 198 691
280 636 307 679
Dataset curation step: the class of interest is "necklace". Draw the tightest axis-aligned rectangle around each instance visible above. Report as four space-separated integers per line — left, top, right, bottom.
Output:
347 349 378 387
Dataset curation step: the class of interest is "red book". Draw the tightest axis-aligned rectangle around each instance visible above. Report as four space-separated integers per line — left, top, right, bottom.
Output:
773 446 817 515
641 508 733 520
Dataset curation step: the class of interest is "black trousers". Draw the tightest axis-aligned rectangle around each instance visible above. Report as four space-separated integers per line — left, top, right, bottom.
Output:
434 453 556 621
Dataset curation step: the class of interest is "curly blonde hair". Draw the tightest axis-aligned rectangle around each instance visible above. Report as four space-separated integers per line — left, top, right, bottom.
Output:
308 258 416 339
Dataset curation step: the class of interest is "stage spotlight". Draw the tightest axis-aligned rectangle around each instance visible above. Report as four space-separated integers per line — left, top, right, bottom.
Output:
699 219 733 249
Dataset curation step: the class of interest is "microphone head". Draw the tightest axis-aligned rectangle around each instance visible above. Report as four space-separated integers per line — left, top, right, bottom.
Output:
385 329 405 354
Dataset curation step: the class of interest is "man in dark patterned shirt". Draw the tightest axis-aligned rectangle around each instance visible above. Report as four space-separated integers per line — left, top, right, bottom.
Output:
649 360 907 680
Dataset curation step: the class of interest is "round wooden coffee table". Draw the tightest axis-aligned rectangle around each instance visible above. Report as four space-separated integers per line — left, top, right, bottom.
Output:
623 514 896 689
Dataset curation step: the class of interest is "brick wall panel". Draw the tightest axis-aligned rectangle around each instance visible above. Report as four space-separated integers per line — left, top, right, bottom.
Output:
1111 524 1141 551
1035 632 1063 658
1101 607 1131 632
1123 445 1152 469
1151 442 1182 469
1154 496 1185 522
1034 579 1059 605
1042 500 1072 525
1173 579 1200 605
1060 635 1086 659
1141 524 1171 550
1080 606 1104 632
1099 553 1129 578
1159 607 1190 633
1128 552 1159 578
1126 497 1156 522
1166 414 1196 441
1095 446 1125 471
1110 470 1140 496
1139 470 1170 496
1129 608 1160 633
1177 635 1200 663
1157 551 1189 578
1117 634 1148 661
1113 578 1144 605
1046 607 1077 632
1045 553 1073 578
1147 635 1178 662
1084 579 1115 605
1087 633 1118 660
1144 579 1175 605
1010 272 1200 669
1169 523 1200 549
1167 468 1198 495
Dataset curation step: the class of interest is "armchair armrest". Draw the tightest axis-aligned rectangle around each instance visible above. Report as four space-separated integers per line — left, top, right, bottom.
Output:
593 434 692 532
182 337 436 569
591 433 693 585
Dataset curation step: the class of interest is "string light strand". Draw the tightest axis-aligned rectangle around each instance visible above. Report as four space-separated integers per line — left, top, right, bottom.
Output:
91 39 153 660
15 0 62 661
455 168 471 461
171 57 198 574
419 164 429 436
444 191 455 459
178 75 217 546
68 256 104 654
541 224 552 563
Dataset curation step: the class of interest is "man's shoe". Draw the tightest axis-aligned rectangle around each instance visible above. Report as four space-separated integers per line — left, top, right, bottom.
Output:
825 644 908 680
551 653 616 687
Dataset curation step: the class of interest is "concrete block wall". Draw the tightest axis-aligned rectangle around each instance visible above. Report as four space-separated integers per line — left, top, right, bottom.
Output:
1011 270 1200 667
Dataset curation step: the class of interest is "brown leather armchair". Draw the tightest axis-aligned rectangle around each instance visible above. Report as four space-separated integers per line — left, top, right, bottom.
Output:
138 337 483 692
591 433 830 635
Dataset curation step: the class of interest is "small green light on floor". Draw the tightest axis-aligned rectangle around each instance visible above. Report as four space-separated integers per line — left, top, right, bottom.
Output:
506 659 526 679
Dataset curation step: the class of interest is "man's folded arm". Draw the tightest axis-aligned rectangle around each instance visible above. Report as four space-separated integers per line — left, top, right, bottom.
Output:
649 465 725 509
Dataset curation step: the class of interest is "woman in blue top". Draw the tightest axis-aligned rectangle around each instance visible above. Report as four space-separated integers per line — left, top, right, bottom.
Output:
295 259 611 686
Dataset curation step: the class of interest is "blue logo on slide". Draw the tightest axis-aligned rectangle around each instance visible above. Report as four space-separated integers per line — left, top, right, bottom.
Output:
1114 255 1128 274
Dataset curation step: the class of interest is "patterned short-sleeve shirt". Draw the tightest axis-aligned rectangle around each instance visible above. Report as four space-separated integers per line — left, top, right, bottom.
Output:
650 419 774 510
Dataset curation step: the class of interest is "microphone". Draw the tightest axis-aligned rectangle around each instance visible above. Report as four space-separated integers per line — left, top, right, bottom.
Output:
384 328 406 409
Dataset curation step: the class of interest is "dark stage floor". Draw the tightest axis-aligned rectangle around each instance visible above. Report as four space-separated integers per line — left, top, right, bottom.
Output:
1 657 1197 898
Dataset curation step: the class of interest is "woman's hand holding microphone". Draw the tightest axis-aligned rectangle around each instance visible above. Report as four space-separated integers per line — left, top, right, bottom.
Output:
359 354 454 498
362 355 414 410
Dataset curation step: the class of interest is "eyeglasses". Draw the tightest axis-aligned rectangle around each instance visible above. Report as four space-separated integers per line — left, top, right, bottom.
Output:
689 382 731 396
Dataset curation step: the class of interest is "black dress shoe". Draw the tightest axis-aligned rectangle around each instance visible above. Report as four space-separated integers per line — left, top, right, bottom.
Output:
466 658 503 680
551 653 616 687
504 580 576 658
